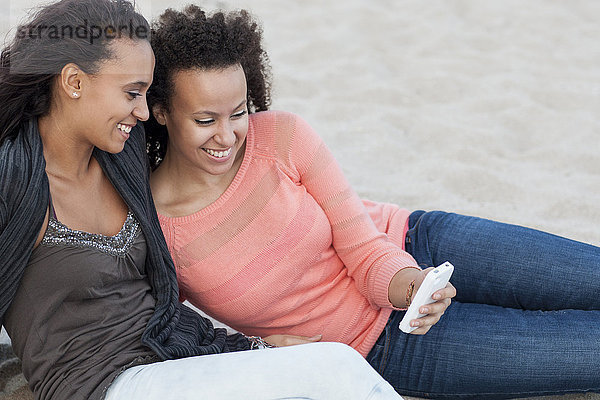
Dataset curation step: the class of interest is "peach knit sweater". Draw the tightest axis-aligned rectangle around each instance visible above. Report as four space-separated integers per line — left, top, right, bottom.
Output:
158 111 418 357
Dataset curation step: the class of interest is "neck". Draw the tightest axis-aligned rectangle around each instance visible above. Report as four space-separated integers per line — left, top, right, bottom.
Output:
38 112 95 181
151 142 246 211
159 150 228 191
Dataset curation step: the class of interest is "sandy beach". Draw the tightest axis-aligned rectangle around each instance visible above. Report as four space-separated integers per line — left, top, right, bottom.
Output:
1 0 599 399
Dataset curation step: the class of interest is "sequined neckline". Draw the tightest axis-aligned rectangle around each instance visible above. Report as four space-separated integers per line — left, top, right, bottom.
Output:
41 211 140 257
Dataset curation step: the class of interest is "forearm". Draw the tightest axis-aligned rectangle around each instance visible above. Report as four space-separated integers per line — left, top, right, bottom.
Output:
388 266 422 308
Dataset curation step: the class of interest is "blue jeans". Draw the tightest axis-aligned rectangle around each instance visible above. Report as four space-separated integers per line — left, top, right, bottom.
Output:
366 210 600 399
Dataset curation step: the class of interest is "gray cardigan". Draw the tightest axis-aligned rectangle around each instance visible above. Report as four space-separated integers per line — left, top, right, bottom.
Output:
0 119 249 359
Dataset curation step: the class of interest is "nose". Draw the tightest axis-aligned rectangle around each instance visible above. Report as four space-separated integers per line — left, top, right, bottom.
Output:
132 98 150 122
214 120 236 147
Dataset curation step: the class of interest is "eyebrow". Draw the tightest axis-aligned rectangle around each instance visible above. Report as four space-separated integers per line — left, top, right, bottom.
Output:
126 80 151 88
192 100 247 116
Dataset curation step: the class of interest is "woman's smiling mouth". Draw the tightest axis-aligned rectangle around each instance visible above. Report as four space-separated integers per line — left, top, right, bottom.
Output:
202 148 232 158
117 123 133 134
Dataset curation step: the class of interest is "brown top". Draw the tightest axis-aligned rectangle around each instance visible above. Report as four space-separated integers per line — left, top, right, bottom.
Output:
4 208 158 400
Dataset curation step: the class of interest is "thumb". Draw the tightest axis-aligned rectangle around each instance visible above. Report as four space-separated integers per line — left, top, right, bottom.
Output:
307 334 322 342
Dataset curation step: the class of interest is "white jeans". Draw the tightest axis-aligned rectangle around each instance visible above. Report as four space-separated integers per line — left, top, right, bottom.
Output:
104 342 402 400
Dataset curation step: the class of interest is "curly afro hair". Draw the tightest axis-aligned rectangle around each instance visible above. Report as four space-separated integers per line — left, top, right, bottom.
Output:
145 5 272 169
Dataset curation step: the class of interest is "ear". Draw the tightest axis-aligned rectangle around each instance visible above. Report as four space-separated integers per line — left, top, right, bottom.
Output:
152 104 168 125
58 63 84 99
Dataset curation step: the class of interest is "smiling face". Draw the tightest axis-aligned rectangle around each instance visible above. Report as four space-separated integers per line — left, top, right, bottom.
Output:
76 39 154 153
154 64 248 181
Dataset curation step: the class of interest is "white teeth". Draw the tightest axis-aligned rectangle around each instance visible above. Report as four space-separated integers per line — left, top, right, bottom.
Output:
117 124 132 134
204 148 232 158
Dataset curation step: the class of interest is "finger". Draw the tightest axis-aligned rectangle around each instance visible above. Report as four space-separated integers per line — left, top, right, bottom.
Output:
432 284 456 301
290 334 322 341
417 313 443 327
421 267 435 274
418 267 435 282
285 334 323 345
412 313 443 329
419 299 451 315
413 267 435 288
408 325 432 335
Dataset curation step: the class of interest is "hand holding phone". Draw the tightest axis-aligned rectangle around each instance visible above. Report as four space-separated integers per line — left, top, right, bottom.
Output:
398 261 454 333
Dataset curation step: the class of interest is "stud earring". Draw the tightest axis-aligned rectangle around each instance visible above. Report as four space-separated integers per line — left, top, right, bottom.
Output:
72 92 79 97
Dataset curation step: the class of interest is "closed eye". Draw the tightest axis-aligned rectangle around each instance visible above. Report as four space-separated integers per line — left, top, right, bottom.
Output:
231 109 247 119
195 118 214 126
127 91 142 100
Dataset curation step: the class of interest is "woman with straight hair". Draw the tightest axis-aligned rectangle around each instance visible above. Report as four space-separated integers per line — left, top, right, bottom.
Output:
0 1 402 399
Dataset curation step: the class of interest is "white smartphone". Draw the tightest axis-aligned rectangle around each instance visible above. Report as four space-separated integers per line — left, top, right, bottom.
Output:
398 261 454 333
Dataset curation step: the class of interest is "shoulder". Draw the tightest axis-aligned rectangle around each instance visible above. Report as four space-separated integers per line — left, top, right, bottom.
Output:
248 110 318 157
0 120 48 247
249 110 308 136
249 109 301 125
0 119 47 216
247 111 326 181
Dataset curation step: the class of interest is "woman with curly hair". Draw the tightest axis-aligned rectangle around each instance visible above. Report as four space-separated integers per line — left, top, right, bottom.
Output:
145 5 600 400
0 0 403 399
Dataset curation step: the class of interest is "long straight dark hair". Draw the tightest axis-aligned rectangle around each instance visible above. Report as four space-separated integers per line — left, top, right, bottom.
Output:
0 0 150 145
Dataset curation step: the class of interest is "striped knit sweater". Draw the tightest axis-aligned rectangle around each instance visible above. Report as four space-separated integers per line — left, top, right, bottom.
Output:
158 111 418 356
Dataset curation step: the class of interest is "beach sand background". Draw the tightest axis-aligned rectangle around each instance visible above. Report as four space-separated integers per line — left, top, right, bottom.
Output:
1 0 599 399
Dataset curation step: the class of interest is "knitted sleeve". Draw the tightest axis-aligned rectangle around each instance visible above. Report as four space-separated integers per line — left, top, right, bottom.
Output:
280 112 418 309
0 120 49 327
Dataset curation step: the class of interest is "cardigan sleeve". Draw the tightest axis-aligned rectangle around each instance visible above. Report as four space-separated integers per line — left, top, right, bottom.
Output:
281 112 419 309
0 121 49 328
0 194 6 235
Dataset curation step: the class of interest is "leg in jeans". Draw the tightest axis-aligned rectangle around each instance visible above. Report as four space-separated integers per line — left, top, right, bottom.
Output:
406 210 600 310
105 342 402 400
367 210 600 399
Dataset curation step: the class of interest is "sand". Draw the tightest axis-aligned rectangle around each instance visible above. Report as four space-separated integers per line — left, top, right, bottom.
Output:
1 0 599 399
